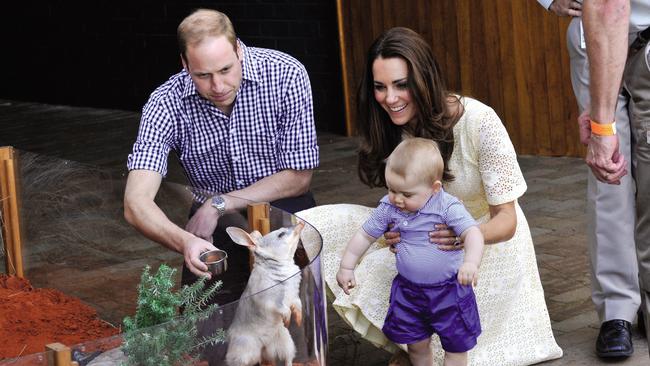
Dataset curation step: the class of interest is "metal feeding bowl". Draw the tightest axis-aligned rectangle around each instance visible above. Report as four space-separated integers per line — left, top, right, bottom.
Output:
200 249 228 276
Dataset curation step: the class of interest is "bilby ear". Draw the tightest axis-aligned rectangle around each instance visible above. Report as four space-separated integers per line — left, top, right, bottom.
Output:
226 227 257 248
249 231 263 242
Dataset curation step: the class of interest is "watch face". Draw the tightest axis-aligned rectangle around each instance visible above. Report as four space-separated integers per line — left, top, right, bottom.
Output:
212 195 225 206
211 195 226 215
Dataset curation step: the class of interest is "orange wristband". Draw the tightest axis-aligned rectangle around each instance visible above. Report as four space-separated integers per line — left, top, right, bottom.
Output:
590 120 617 136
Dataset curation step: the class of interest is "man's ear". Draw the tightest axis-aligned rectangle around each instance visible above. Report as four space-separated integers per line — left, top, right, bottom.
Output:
236 42 243 60
432 180 443 193
181 54 188 71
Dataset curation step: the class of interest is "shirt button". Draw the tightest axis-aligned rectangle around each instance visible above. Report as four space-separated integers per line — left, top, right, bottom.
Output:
237 179 244 185
403 221 408 226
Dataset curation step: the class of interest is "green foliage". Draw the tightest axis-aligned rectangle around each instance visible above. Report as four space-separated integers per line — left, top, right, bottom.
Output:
121 264 226 366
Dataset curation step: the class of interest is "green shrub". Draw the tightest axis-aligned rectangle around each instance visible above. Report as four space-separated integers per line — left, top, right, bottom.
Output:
121 264 225 366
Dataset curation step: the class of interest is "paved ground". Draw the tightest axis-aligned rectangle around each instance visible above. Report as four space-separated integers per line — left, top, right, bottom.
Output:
0 99 648 364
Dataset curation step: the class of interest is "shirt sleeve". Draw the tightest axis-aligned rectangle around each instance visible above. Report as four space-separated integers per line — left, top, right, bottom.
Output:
444 199 478 237
476 108 527 205
361 202 392 239
126 99 174 177
276 66 319 171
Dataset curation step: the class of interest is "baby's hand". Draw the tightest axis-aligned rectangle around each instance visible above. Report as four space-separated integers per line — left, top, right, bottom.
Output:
457 262 479 286
336 267 356 295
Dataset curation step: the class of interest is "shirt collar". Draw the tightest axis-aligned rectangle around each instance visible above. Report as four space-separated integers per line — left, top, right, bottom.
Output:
380 189 443 215
180 70 198 100
239 40 262 84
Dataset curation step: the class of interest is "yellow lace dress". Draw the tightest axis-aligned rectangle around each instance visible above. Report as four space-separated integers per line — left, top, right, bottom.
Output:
297 97 563 365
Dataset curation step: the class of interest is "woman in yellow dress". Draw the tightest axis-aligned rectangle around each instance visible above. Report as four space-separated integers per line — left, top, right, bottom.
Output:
298 27 562 365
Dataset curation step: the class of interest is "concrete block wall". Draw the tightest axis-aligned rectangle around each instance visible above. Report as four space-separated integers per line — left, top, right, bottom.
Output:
2 0 345 133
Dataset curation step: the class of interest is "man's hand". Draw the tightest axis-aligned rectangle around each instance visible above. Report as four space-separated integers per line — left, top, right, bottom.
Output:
336 267 356 295
577 110 592 146
585 134 627 184
549 0 583 17
183 236 218 279
457 262 479 286
186 200 220 242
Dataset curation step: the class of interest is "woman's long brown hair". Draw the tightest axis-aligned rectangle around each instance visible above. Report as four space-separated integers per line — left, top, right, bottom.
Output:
357 27 462 188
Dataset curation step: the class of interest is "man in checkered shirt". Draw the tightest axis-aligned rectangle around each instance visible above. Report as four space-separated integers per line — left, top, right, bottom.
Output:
123 9 319 301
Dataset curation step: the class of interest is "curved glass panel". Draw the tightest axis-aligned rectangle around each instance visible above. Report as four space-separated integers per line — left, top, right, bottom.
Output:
0 150 326 365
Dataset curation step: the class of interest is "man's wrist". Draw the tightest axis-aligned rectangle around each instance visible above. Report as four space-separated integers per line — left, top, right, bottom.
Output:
210 195 227 217
590 120 617 136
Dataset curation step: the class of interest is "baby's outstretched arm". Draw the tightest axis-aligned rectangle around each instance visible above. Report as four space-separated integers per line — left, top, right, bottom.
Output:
337 229 376 295
457 226 484 286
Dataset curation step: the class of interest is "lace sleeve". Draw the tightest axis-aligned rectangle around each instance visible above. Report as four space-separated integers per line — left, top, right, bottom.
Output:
476 109 527 205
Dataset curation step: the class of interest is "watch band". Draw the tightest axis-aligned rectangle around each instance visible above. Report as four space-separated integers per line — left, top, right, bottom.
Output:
590 120 617 136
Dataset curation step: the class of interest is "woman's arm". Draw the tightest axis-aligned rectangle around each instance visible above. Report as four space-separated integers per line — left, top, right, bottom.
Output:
384 200 517 250
480 201 517 244
427 200 517 249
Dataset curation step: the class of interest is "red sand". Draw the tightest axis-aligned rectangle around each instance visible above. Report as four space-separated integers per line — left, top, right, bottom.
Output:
0 275 120 360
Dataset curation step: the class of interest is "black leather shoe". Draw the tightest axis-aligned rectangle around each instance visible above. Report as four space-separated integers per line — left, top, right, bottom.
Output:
596 319 633 358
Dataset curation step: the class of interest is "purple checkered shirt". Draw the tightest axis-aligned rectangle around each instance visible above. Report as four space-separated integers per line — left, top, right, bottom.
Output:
127 41 319 199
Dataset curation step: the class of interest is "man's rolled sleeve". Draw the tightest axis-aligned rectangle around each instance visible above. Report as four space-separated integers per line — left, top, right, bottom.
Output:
126 101 174 176
276 67 319 171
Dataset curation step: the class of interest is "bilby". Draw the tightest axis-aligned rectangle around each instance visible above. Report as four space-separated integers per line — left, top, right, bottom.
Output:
224 221 305 366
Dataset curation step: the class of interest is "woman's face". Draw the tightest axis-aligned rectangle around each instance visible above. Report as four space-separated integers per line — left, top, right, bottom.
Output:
372 57 416 126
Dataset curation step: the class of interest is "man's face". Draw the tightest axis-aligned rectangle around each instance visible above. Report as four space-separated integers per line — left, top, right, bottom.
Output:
182 35 243 115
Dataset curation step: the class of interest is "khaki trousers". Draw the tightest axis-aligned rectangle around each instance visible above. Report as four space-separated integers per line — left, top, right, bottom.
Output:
567 18 640 323
624 39 650 341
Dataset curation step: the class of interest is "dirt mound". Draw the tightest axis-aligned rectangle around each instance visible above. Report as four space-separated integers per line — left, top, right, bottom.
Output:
0 275 120 360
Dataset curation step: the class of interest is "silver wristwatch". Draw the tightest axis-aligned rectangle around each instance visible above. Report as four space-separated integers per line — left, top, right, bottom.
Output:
211 195 226 217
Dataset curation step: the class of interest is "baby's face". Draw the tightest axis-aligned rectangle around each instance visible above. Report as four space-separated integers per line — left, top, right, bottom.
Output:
385 170 436 213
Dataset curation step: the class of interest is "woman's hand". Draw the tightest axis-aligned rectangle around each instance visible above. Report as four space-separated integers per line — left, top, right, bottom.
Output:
385 230 401 253
430 224 464 251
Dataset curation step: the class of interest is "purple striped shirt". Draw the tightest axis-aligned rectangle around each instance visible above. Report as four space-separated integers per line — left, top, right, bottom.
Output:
363 190 477 284
127 41 319 198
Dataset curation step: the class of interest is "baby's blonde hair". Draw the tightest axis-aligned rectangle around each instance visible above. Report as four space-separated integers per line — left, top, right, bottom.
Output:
385 137 444 184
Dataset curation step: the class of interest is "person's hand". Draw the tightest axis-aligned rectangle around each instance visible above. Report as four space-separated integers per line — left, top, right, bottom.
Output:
183 236 218 279
585 134 627 184
577 110 591 146
457 262 479 286
186 200 220 242
384 224 401 253
549 0 582 17
336 267 356 295
430 224 464 251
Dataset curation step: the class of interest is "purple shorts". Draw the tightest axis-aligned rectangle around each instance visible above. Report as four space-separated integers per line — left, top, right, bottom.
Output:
382 274 481 353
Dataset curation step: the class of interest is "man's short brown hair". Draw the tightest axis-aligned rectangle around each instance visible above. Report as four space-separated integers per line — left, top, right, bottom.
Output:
177 9 237 62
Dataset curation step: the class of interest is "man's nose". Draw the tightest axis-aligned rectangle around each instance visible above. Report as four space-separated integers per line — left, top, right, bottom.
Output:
211 76 224 92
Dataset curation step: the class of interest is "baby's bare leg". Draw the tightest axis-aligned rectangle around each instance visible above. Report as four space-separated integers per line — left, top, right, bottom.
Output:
443 351 467 366
406 338 432 366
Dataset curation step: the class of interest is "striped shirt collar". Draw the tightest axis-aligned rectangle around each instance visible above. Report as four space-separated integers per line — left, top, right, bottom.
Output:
380 190 444 216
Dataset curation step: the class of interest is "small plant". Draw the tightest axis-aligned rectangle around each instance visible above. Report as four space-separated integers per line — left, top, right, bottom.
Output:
121 264 225 366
